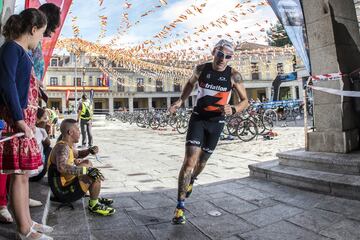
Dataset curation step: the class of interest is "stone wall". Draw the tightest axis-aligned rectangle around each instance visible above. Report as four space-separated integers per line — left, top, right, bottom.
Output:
0 0 15 46
302 0 360 152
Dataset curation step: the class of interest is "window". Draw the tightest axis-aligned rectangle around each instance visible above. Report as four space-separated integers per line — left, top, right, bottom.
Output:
277 63 284 75
117 78 125 92
62 76 66 85
97 78 102 86
50 58 58 67
137 78 144 92
49 77 58 86
73 77 81 86
174 83 181 92
89 76 93 86
251 62 259 80
156 80 163 92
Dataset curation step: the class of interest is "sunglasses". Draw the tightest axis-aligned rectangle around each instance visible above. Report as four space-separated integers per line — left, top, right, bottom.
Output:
215 50 233 60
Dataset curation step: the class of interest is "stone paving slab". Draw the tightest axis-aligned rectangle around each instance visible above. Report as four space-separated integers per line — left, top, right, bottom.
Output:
239 204 304 227
147 222 210 240
319 219 360 240
92 226 155 240
240 221 330 240
185 201 226 217
189 213 256 239
315 197 360 221
209 196 259 215
87 209 133 231
287 208 344 233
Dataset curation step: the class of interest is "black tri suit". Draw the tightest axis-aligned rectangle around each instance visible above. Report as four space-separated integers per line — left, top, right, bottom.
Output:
186 62 232 154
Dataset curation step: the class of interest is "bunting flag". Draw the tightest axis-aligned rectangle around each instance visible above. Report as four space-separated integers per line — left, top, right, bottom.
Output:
25 0 72 81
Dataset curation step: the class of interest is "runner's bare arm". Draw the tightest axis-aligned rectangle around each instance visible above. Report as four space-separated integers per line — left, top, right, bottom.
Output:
231 69 249 113
179 64 205 102
55 144 84 175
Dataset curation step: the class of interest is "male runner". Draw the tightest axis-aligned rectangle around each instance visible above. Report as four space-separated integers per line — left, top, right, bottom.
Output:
47 119 115 216
169 40 249 224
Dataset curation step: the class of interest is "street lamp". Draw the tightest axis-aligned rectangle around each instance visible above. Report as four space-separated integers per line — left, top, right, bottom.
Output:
82 66 86 93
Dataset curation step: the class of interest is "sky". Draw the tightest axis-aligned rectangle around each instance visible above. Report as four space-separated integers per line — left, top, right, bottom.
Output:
15 0 279 50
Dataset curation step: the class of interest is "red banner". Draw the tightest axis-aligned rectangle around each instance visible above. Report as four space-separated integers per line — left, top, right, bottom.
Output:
25 0 72 81
65 89 70 102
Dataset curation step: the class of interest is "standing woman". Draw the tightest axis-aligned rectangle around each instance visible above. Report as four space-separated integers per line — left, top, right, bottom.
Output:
0 9 53 240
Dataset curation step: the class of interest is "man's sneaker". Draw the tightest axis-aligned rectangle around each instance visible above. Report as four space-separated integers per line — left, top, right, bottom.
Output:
88 202 115 216
99 197 114 206
172 208 186 225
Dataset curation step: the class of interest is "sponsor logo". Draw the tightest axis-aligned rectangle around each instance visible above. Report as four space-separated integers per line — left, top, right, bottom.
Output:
218 77 227 81
199 82 228 92
186 140 201 145
206 74 211 79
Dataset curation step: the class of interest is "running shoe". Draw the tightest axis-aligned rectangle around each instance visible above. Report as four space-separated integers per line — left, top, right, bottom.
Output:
172 208 186 225
99 197 114 206
88 202 115 216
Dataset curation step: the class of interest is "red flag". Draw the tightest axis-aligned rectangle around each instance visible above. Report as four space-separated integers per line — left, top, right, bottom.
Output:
25 0 72 81
65 89 70 102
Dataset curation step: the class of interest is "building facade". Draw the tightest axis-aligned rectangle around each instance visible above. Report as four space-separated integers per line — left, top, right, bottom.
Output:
44 42 302 113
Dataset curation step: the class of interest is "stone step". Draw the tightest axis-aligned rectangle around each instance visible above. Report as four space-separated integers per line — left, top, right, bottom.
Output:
249 160 360 200
277 148 360 175
0 179 51 240
46 198 91 239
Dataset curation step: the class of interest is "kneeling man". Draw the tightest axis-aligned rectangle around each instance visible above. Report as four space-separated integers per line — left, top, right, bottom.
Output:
48 119 115 216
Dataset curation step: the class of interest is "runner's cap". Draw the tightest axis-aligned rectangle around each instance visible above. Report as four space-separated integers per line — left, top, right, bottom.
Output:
214 39 234 52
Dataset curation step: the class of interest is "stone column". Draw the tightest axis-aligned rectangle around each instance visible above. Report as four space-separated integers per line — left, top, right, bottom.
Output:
61 94 66 114
109 96 114 114
291 86 297 100
192 95 197 106
184 99 189 108
303 0 360 153
148 97 152 110
166 97 171 108
129 97 134 112
266 87 272 100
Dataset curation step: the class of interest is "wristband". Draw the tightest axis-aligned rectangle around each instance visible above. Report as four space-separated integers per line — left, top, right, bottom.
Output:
231 106 236 115
82 167 87 175
89 147 95 154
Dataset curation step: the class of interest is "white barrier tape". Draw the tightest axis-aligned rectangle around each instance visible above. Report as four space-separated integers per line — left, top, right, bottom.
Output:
311 73 344 81
0 133 25 143
310 86 360 97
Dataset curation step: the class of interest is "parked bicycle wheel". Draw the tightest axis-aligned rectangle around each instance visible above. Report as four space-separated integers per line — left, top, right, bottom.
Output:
236 119 258 142
176 117 189 134
149 117 160 130
263 115 273 130
226 116 242 136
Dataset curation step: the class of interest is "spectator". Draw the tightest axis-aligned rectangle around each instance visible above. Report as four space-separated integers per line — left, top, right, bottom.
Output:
48 119 115 216
77 94 93 147
30 107 51 182
0 8 53 239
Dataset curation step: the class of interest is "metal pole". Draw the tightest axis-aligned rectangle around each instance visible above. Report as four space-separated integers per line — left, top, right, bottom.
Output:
74 53 78 112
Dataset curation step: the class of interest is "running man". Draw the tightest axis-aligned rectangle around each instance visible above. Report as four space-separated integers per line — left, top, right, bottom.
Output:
47 119 115 216
169 40 249 224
